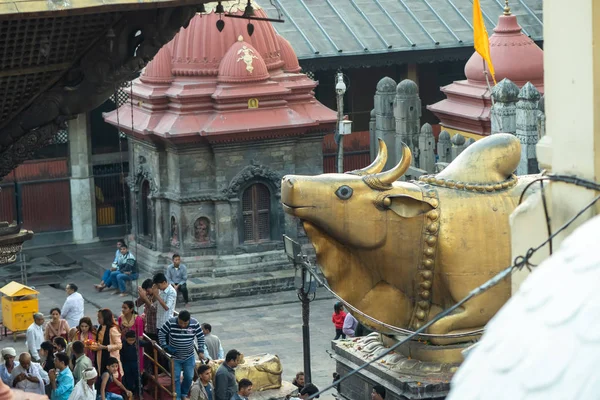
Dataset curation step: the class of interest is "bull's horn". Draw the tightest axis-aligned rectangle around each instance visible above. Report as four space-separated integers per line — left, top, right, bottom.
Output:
371 143 412 184
347 138 388 176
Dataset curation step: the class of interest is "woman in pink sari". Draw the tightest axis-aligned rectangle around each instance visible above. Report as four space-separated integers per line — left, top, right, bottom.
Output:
117 301 144 369
75 317 97 360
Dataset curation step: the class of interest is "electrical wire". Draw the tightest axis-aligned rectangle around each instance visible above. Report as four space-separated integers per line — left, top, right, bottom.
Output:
307 176 600 399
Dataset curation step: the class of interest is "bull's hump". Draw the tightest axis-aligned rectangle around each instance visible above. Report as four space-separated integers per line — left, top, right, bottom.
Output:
437 134 520 184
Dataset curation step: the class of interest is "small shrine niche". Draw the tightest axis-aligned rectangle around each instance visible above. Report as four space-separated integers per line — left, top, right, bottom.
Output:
170 215 179 248
193 217 210 244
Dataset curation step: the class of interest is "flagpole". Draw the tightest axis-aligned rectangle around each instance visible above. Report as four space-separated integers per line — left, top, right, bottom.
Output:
483 59 503 133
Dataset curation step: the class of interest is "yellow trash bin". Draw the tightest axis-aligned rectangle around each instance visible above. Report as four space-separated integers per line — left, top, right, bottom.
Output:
0 282 39 336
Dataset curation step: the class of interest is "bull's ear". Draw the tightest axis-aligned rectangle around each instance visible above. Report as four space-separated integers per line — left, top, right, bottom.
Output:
386 195 434 219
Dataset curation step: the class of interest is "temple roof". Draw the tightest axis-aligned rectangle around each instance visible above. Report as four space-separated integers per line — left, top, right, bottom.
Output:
104 4 337 144
260 0 543 69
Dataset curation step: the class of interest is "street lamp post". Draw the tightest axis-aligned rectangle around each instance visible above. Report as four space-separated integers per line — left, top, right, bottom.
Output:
335 72 347 173
283 234 316 384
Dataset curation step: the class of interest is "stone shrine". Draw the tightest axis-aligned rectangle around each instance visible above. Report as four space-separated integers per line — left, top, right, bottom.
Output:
104 1 336 297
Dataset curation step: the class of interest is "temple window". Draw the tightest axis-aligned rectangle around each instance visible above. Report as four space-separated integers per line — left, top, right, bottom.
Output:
242 183 271 243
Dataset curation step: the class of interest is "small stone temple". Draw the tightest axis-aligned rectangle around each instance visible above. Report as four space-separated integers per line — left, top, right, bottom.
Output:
104 2 336 295
427 3 544 139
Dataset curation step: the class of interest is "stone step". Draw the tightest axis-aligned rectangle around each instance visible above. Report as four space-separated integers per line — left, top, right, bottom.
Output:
190 259 291 278
186 269 297 300
183 250 289 271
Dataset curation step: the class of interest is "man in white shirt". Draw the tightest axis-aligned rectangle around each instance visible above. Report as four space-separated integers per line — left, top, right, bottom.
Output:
67 367 97 400
61 283 84 328
152 272 177 330
25 313 44 362
10 353 48 395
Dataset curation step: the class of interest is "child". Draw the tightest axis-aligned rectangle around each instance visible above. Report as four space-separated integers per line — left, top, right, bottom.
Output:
332 302 347 340
53 337 67 354
120 330 141 398
98 357 132 400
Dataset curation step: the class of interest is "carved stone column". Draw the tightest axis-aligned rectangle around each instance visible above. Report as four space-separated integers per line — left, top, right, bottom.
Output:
450 133 466 161
154 197 168 252
490 78 519 134
68 112 98 244
418 123 435 173
516 82 541 175
394 79 421 168
374 77 397 169
215 200 234 254
437 131 452 163
368 109 376 161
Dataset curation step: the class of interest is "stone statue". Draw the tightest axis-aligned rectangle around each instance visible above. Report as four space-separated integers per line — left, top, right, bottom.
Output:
281 134 536 347
448 215 600 399
194 218 210 243
170 216 179 248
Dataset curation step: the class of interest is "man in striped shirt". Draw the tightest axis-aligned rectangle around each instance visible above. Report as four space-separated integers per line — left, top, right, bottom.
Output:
158 310 205 400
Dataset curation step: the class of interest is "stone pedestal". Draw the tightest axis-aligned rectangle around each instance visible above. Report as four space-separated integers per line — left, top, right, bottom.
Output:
68 112 98 244
332 333 462 400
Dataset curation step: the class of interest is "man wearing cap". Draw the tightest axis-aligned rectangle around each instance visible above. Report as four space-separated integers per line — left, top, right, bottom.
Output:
26 313 45 362
0 347 18 386
67 367 97 400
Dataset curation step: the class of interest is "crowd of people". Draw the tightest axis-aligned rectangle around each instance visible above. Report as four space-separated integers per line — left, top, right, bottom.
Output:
1 240 327 400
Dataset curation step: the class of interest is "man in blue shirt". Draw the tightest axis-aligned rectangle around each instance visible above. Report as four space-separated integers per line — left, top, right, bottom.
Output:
159 310 205 400
94 239 124 291
112 244 138 296
49 352 73 400
166 254 189 306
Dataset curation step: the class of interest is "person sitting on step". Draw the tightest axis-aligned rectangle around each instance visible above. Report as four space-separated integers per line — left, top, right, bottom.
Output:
94 239 125 292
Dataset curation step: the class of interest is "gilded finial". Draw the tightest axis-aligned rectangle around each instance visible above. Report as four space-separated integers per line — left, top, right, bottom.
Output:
503 0 511 15
238 35 244 42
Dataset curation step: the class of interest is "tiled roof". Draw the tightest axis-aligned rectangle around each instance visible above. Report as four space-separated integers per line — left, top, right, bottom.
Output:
262 0 542 65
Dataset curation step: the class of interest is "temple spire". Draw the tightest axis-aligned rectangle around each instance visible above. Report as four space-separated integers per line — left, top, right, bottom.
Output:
503 0 511 16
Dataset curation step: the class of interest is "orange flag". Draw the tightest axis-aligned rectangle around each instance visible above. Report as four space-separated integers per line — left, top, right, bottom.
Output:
473 0 496 84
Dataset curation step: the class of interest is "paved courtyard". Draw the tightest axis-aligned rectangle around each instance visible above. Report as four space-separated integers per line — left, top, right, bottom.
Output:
0 270 339 398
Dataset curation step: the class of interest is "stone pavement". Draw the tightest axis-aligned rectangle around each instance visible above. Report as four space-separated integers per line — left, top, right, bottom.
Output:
0 270 341 398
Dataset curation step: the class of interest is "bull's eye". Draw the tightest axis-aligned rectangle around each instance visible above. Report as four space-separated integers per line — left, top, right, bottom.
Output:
335 185 353 200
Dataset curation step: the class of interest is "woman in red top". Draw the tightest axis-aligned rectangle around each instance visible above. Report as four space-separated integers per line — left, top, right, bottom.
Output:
332 302 347 340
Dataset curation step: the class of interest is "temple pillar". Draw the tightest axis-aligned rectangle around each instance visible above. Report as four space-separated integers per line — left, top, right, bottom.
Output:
368 109 376 161
154 198 168 252
450 133 466 161
418 123 435 173
407 63 418 85
373 77 396 168
490 78 519 134
437 131 452 163
511 0 600 292
394 79 421 168
515 82 541 175
215 200 234 254
68 112 98 244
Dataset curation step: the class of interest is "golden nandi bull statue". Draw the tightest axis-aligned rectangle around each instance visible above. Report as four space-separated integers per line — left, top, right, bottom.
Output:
282 134 534 345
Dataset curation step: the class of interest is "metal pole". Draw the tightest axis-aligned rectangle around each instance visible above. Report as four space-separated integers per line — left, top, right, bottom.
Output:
300 263 312 383
336 75 345 173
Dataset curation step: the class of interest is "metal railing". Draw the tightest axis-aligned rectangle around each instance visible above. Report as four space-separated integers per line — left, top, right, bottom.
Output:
142 333 177 400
